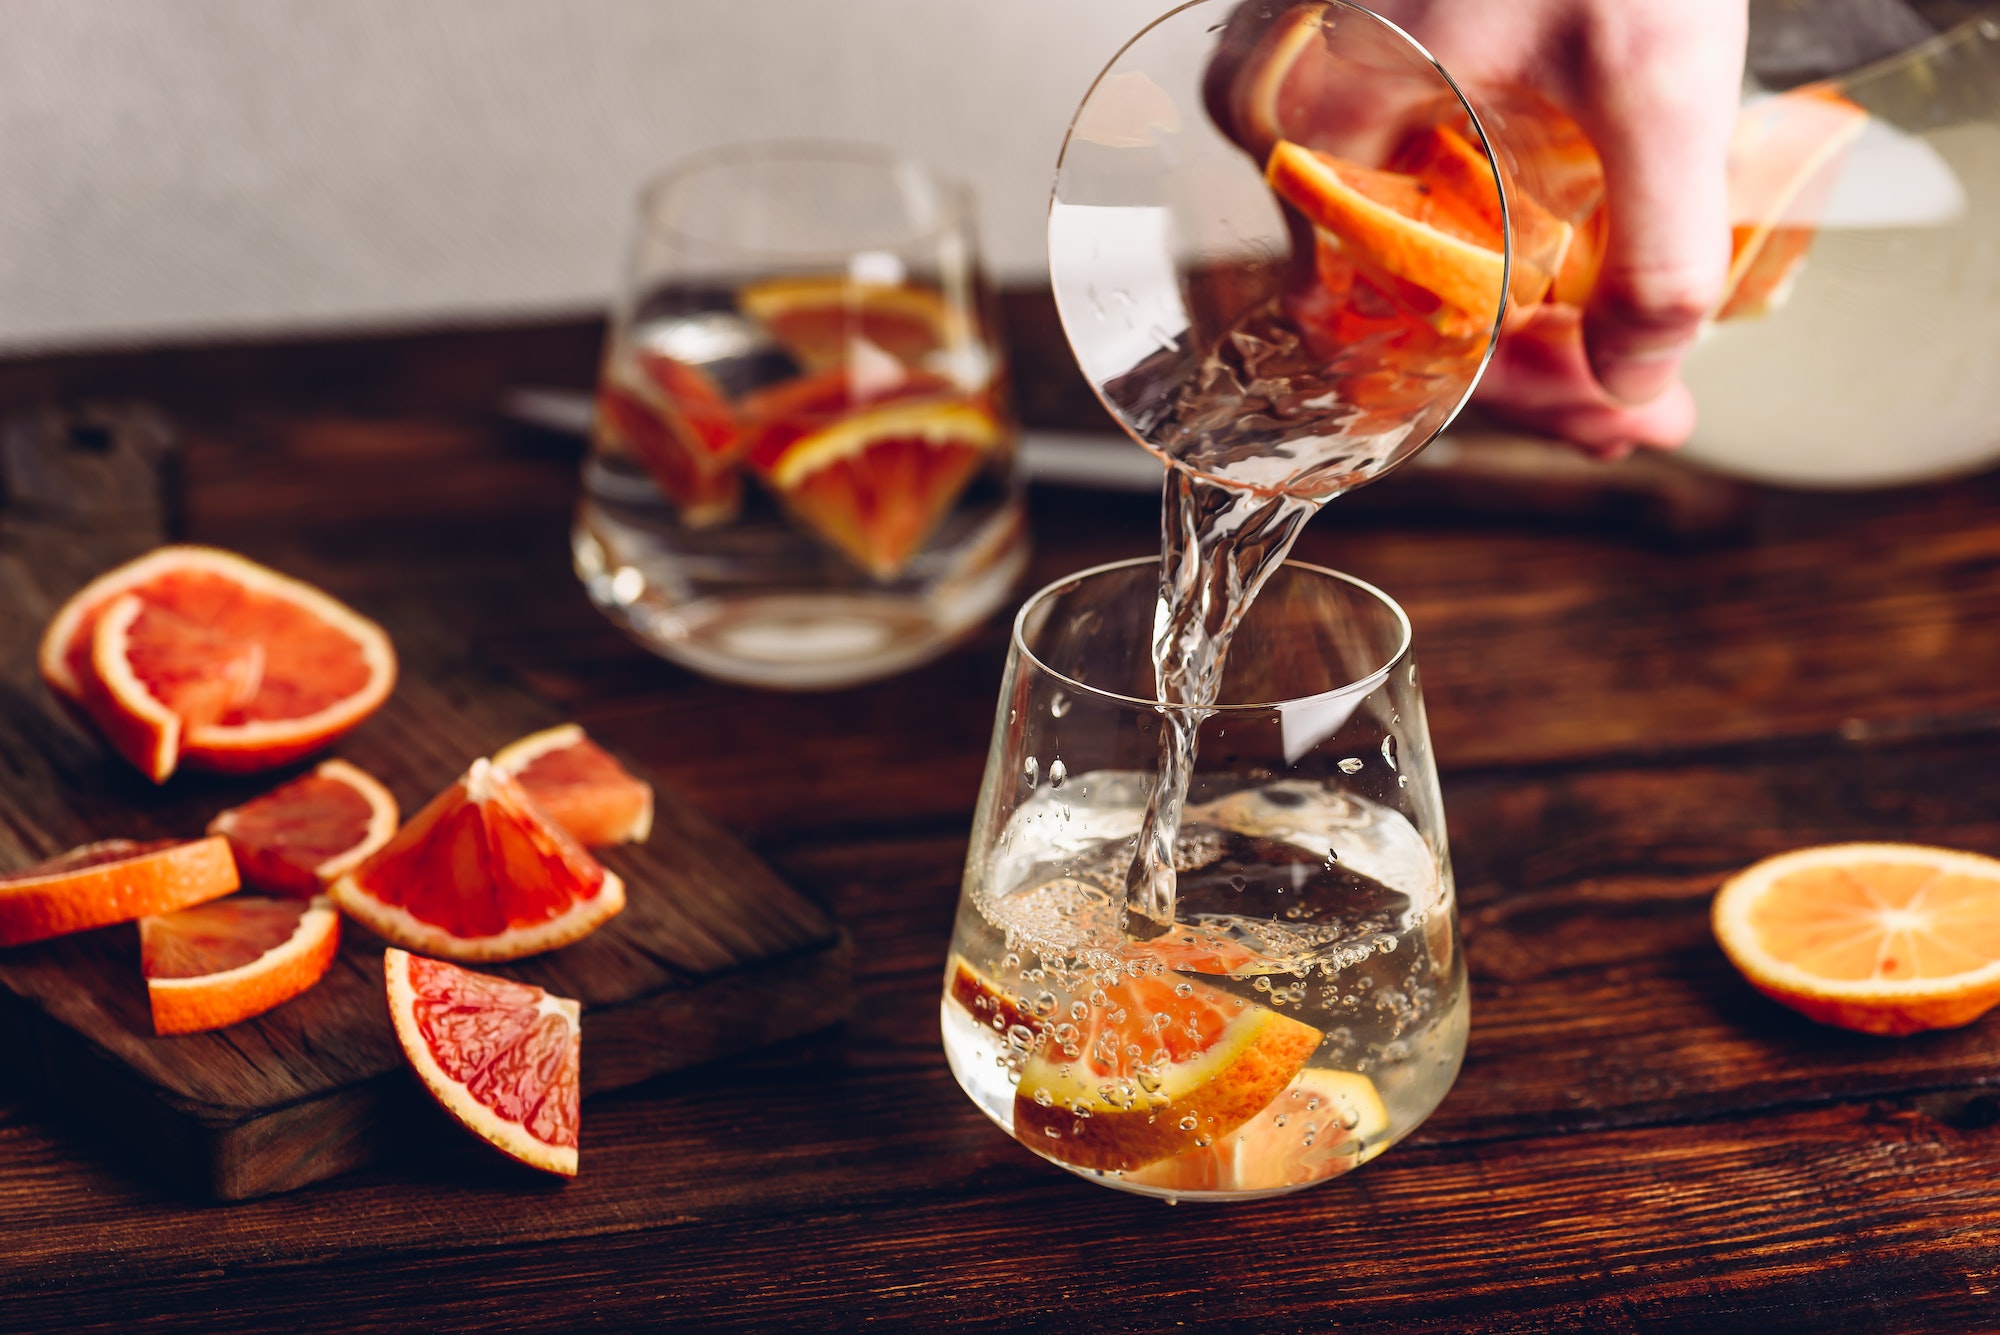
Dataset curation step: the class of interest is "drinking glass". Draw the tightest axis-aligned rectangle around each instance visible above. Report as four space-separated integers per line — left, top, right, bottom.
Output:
573 142 1028 690
941 558 1466 1201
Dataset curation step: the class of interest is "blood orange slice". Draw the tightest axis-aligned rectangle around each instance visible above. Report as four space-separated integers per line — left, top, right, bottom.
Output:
140 894 340 1035
39 546 397 782
1717 87 1868 321
0 836 238 948
208 759 399 896
1122 1069 1390 1193
992 961 1323 1173
738 275 962 371
384 947 581 1177
1266 138 1506 327
330 758 624 962
492 725 652 848
1712 843 2000 1036
746 371 1004 579
595 348 744 527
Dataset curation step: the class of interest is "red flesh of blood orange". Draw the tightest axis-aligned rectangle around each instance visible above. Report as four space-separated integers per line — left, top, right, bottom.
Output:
0 836 239 948
208 758 400 896
330 758 624 962
491 725 653 848
384 947 581 1176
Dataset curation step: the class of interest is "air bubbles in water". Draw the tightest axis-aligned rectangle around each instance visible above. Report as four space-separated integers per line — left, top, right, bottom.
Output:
1050 692 1071 719
1023 755 1039 787
1380 736 1398 770
1049 759 1069 789
1338 757 1364 774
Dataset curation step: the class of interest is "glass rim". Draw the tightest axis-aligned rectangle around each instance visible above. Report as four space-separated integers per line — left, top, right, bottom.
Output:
1010 554 1414 715
635 138 976 259
1048 0 1510 455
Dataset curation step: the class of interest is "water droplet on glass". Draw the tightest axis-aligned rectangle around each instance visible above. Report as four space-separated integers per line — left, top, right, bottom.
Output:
1049 759 1068 789
1023 756 1039 787
1050 692 1071 719
1380 735 1398 770
1339 757 1364 774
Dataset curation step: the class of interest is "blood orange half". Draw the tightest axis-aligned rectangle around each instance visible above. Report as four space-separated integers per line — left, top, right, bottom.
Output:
384 947 581 1177
492 724 653 848
209 759 400 896
330 758 625 962
39 546 397 782
0 836 239 948
140 894 340 1035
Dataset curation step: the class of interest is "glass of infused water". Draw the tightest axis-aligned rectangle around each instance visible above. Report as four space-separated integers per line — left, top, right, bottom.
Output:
942 558 1466 1201
574 142 1027 690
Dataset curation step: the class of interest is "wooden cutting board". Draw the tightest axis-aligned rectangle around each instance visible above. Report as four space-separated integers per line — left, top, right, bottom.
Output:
0 406 850 1201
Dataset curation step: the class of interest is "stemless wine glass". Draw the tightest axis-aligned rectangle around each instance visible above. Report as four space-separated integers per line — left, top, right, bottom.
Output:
573 142 1028 690
942 558 1466 1201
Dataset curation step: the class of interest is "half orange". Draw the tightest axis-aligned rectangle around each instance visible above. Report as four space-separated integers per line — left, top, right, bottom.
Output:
1712 843 2000 1035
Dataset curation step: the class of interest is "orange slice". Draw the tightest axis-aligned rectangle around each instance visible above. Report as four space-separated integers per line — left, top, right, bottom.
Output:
983 960 1322 1173
384 947 581 1176
1390 122 1569 311
1267 139 1507 328
1712 843 2000 1036
595 351 744 529
140 894 340 1035
738 275 962 371
492 724 652 848
746 371 1003 579
330 758 624 962
1123 1069 1390 1193
38 546 397 782
0 836 238 948
1717 86 1868 321
208 758 400 897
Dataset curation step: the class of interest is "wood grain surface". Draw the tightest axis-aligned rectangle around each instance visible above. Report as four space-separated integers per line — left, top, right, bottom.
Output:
0 408 847 1200
2 310 1998 1330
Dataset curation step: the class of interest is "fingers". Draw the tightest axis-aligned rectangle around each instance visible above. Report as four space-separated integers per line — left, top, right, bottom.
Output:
1472 305 1697 454
1568 0 1746 404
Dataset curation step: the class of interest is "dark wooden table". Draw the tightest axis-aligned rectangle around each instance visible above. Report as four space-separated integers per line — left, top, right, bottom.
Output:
5 305 2000 1332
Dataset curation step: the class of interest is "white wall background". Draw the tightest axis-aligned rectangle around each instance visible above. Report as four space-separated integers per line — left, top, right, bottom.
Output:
0 0 1165 352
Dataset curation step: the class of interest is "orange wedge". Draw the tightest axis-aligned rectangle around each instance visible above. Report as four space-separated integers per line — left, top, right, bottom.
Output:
384 948 581 1177
1123 1069 1390 1193
1267 139 1506 328
1391 122 1570 310
738 274 962 371
208 758 399 897
492 724 653 848
595 350 743 528
745 371 1004 579
330 758 624 962
140 894 340 1035
985 960 1321 1173
1712 843 2000 1036
0 836 239 948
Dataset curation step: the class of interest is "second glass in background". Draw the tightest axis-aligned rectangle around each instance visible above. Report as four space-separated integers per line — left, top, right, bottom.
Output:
575 142 1027 690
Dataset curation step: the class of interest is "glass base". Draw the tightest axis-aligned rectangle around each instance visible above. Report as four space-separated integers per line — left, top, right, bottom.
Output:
574 491 1028 690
